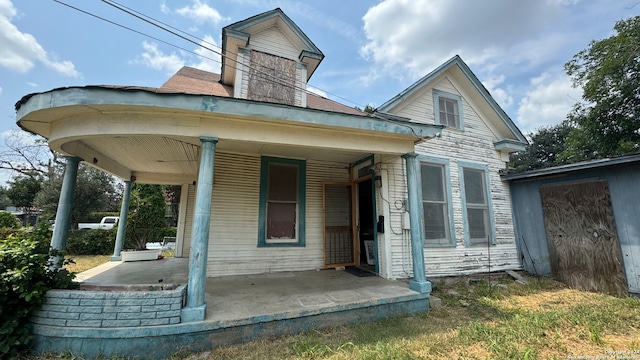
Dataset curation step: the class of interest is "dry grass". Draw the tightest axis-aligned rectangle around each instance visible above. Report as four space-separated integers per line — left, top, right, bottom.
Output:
185 274 640 360
64 255 110 273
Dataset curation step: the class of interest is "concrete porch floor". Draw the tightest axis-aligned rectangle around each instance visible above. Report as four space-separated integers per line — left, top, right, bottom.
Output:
31 257 429 358
77 257 423 324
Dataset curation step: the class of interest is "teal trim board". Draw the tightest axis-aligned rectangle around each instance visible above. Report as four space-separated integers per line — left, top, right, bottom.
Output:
258 156 306 247
416 154 456 247
458 161 497 246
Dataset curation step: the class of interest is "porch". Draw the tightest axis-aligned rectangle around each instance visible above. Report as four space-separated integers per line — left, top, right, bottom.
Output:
30 258 430 358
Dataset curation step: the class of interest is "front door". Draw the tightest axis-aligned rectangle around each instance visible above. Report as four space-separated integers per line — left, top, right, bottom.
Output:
322 183 355 268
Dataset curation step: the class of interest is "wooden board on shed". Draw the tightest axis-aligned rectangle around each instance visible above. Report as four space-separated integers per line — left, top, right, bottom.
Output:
540 180 627 297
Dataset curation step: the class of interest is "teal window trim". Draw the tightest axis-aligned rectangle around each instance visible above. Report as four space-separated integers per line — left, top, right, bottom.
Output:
458 161 496 246
417 154 456 247
258 156 306 247
433 89 464 130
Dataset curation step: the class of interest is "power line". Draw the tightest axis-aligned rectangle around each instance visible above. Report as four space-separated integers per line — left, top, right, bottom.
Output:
101 0 365 108
92 0 366 109
52 0 221 66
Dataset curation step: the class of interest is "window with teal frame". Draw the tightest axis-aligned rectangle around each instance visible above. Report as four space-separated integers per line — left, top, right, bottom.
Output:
417 155 456 247
459 161 496 246
433 89 464 130
258 156 306 247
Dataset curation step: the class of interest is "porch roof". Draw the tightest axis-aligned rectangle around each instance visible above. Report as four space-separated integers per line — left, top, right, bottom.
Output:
15 84 442 184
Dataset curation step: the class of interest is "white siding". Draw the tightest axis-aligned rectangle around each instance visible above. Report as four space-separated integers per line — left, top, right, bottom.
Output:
182 152 350 277
250 26 299 61
384 75 520 278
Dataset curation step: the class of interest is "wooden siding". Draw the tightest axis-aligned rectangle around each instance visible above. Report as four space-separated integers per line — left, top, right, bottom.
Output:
250 26 300 61
383 75 519 278
181 152 350 277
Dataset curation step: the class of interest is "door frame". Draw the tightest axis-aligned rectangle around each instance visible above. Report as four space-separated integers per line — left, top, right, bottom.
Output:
322 181 356 268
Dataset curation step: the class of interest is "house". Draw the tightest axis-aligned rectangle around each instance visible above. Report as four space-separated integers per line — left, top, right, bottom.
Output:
374 55 527 279
505 154 640 297
15 8 526 357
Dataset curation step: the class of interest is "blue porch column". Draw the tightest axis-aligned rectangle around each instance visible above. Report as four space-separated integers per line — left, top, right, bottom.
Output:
50 156 81 269
401 153 432 294
111 179 134 261
182 136 218 322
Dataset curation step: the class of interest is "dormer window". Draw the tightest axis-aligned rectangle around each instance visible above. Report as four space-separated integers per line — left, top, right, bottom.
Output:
433 89 464 130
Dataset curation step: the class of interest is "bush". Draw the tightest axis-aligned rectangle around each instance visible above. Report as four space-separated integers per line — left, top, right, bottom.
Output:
0 211 20 229
65 228 117 255
0 224 77 357
0 227 21 240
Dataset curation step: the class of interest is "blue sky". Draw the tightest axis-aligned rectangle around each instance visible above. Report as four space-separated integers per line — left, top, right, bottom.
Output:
1 0 638 184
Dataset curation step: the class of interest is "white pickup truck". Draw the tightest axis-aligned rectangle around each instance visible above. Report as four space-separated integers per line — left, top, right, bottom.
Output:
78 216 119 230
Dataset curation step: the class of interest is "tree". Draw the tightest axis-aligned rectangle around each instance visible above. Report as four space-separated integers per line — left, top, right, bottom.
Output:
126 184 168 250
6 173 42 226
0 130 58 177
510 122 574 173
563 15 640 160
0 186 11 210
34 162 116 227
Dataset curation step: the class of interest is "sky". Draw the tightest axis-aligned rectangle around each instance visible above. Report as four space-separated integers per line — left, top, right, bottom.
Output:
1 0 639 184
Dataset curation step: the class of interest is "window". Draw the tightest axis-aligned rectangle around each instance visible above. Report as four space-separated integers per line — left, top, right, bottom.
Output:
258 157 306 247
433 89 464 130
418 156 455 247
460 163 495 246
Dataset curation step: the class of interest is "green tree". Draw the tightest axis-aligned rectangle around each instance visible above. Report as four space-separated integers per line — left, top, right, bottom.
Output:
563 15 640 160
510 122 574 173
6 173 42 226
34 163 116 227
126 184 168 250
0 186 11 210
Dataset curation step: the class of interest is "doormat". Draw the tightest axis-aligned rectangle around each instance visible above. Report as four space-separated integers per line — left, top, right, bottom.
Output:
344 266 376 277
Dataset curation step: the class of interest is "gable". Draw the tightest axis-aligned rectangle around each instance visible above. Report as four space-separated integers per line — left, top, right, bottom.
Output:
378 56 527 147
221 8 324 86
250 26 300 61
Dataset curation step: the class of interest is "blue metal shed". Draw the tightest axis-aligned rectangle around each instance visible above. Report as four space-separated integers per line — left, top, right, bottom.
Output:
504 154 640 296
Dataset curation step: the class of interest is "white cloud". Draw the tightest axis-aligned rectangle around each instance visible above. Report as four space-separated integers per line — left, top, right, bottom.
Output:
482 74 513 108
26 81 36 87
0 0 79 77
360 0 571 79
516 72 582 133
190 35 222 73
134 42 185 74
0 86 2 95
134 36 223 75
175 0 228 24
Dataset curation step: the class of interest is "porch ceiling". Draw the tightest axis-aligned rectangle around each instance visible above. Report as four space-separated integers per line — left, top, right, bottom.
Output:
16 86 442 184
68 135 374 184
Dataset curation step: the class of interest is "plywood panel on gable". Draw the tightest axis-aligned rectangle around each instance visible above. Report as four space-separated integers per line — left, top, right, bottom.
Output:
250 25 299 61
